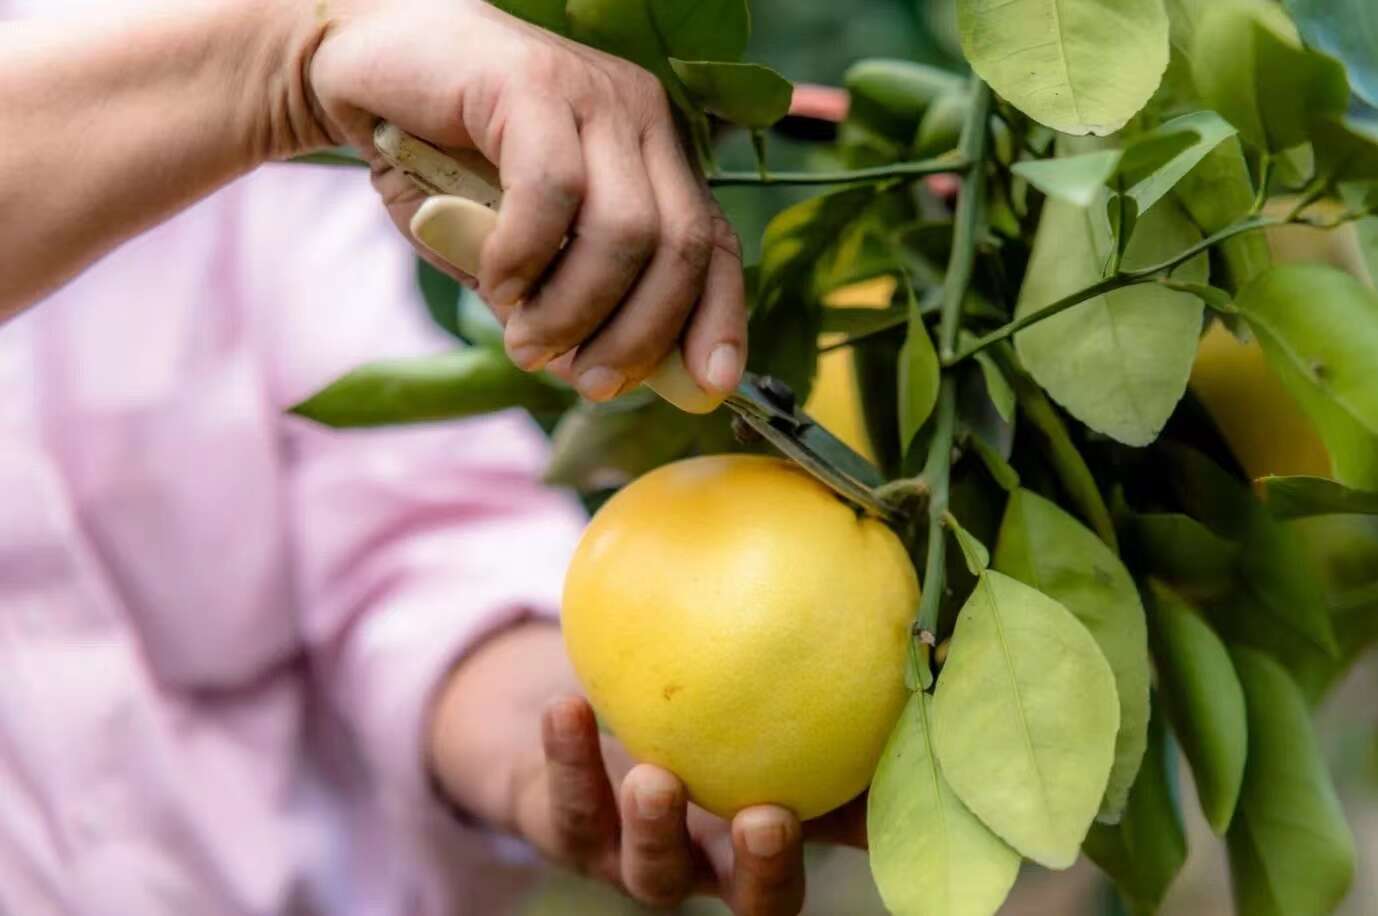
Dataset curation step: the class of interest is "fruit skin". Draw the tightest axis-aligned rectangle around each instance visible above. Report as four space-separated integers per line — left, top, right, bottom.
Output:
805 275 899 464
562 454 918 821
1189 322 1331 480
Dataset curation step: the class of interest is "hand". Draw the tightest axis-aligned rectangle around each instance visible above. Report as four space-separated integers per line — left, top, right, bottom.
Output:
513 696 867 916
304 0 746 400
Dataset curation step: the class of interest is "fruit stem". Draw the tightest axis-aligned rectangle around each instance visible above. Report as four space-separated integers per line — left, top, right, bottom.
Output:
911 379 956 687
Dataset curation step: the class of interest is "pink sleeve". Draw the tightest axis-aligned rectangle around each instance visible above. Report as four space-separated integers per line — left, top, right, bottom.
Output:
286 414 585 822
241 163 586 822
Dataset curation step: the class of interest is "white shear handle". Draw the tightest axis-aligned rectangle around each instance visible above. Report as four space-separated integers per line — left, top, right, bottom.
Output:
375 123 724 416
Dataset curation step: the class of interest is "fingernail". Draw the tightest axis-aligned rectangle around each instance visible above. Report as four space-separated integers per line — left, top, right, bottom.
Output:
491 278 528 309
706 343 742 392
635 785 674 820
508 344 552 371
744 820 787 858
551 701 583 741
577 366 625 401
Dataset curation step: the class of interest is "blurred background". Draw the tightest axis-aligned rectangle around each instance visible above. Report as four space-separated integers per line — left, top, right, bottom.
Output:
518 0 1378 912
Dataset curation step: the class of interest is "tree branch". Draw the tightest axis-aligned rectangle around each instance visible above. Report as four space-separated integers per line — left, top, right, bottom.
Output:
708 155 969 188
944 215 1286 366
937 83 993 361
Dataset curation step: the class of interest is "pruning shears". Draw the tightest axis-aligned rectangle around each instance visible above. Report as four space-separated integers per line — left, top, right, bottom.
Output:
373 123 895 521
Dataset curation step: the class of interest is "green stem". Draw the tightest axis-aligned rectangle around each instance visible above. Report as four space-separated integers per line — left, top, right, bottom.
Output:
937 80 993 361
1251 153 1273 215
914 380 957 641
906 78 994 689
998 345 1119 551
750 130 769 182
1285 180 1329 222
707 155 969 188
945 215 1284 366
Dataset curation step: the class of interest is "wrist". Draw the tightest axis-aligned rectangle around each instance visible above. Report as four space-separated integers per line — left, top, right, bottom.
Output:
220 0 334 163
426 620 573 832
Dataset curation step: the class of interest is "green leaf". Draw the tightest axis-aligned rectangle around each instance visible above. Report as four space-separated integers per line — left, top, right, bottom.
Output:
1015 196 1208 446
1191 0 1349 152
288 349 572 428
1143 580 1247 834
972 350 1015 424
490 0 569 34
649 0 750 62
544 393 703 491
1310 116 1378 185
899 292 941 455
957 0 1169 136
1082 701 1188 916
1122 111 1237 214
968 434 1021 493
416 259 464 340
993 489 1151 823
754 188 878 400
1005 355 1118 550
933 571 1120 869
1257 474 1378 518
1159 279 1234 311
1284 0 1378 108
912 90 970 158
1237 265 1378 489
819 306 906 337
1012 151 1123 209
946 513 991 576
669 60 793 129
1127 513 1240 602
456 287 505 349
1164 445 1340 657
843 59 966 144
868 692 1020 916
1226 648 1356 916
1173 136 1272 294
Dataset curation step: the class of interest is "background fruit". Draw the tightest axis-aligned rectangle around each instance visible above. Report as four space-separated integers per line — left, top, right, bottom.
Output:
1188 322 1331 480
562 454 919 820
805 275 898 463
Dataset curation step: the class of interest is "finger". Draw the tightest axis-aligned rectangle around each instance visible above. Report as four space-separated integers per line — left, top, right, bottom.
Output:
480 98 586 318
680 202 748 395
569 120 714 391
367 160 481 290
728 806 805 916
542 696 619 867
502 116 660 388
617 765 696 908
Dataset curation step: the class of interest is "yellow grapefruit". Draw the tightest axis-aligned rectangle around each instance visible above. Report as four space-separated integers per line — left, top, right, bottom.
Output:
562 454 918 820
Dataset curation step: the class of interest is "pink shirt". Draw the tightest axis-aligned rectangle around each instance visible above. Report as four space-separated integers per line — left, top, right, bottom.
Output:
0 11 585 907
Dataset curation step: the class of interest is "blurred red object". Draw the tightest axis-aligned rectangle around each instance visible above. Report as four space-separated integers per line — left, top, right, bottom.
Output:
787 82 960 199
789 83 850 123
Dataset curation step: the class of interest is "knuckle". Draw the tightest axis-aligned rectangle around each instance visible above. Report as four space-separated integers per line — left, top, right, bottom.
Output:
600 210 659 259
552 798 605 844
518 45 563 88
628 67 669 113
519 158 586 211
667 215 715 272
628 872 691 909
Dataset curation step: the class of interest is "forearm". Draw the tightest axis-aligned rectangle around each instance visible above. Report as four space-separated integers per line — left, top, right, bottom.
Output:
428 620 580 835
0 0 327 316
